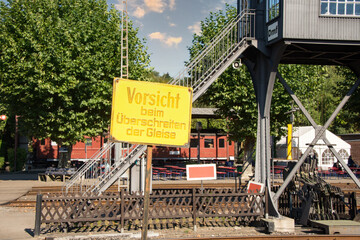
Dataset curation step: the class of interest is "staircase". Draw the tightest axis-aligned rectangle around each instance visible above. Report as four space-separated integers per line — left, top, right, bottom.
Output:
63 9 255 195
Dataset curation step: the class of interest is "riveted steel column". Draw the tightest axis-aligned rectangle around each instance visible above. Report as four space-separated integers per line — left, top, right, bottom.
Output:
245 43 286 217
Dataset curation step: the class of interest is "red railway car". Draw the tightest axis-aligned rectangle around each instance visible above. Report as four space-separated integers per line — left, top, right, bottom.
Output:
152 132 235 165
34 131 236 166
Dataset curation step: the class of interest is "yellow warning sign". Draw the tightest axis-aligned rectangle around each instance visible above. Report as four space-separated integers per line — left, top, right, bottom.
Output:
110 78 193 146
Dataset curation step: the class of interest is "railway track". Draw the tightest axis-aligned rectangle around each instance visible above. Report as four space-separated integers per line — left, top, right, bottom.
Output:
4 182 360 208
4 183 359 240
173 236 360 240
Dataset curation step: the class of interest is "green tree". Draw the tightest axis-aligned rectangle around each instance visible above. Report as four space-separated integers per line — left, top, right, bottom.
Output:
331 66 360 133
188 5 328 161
0 0 151 166
143 70 173 84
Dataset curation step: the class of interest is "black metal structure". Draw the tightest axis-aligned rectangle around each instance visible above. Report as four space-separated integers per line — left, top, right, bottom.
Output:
237 0 360 217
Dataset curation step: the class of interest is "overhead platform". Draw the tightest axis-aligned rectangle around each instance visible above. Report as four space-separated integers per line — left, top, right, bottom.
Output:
192 108 220 119
281 40 360 66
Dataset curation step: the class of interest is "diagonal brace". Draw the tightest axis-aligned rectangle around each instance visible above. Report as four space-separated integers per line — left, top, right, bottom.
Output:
273 73 360 201
321 135 360 188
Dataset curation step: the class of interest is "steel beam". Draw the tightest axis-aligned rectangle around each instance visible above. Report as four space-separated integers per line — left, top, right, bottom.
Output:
274 74 360 201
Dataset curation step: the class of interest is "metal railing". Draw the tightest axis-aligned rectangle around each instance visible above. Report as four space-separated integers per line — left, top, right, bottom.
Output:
62 142 115 194
169 9 255 101
63 10 255 196
85 144 147 194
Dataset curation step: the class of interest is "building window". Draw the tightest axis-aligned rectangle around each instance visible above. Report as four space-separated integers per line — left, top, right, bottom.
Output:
267 0 280 22
40 139 46 145
219 139 225 148
322 149 335 165
320 0 360 17
204 139 214 148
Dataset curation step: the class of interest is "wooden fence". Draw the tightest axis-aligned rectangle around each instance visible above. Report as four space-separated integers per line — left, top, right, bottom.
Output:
34 188 265 235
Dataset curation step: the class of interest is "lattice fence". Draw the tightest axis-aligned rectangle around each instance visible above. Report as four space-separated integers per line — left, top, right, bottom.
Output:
34 188 264 235
275 186 358 221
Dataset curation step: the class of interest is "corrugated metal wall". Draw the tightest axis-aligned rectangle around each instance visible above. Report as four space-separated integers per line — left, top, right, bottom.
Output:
283 0 360 41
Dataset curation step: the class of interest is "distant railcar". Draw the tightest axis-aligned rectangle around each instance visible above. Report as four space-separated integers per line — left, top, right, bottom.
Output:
33 131 236 166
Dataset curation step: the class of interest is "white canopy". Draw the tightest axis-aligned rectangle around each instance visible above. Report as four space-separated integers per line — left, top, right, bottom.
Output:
276 126 351 170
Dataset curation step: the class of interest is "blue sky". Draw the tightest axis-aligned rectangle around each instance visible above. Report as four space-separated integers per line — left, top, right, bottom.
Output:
107 0 237 77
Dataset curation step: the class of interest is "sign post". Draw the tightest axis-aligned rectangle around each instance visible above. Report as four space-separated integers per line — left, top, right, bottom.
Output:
110 78 193 240
141 145 153 240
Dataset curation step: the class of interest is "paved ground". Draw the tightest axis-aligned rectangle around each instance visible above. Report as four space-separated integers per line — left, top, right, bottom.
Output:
0 171 358 240
0 172 64 240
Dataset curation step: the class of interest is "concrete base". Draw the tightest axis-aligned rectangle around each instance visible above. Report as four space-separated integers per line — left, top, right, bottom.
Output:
261 216 295 234
311 220 360 234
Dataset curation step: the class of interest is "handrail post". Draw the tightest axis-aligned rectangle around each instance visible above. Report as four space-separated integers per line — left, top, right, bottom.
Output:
34 193 42 236
120 188 125 233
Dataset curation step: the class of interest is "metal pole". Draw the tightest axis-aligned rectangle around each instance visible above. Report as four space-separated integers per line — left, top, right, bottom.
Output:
141 146 152 240
197 131 200 164
14 115 18 171
196 122 202 164
120 188 125 233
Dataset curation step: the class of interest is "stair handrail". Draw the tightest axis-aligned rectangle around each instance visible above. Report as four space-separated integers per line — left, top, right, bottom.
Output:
169 9 254 87
62 142 115 192
85 144 146 194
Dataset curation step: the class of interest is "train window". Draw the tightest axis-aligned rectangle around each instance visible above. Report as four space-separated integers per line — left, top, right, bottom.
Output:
190 139 198 148
204 139 214 148
219 139 225 148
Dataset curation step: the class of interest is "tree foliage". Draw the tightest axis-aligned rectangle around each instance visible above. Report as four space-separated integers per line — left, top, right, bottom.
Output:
0 0 151 147
331 66 360 133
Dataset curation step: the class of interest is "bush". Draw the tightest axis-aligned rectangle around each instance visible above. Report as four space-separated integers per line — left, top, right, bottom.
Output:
0 140 5 169
7 148 27 171
0 156 4 169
